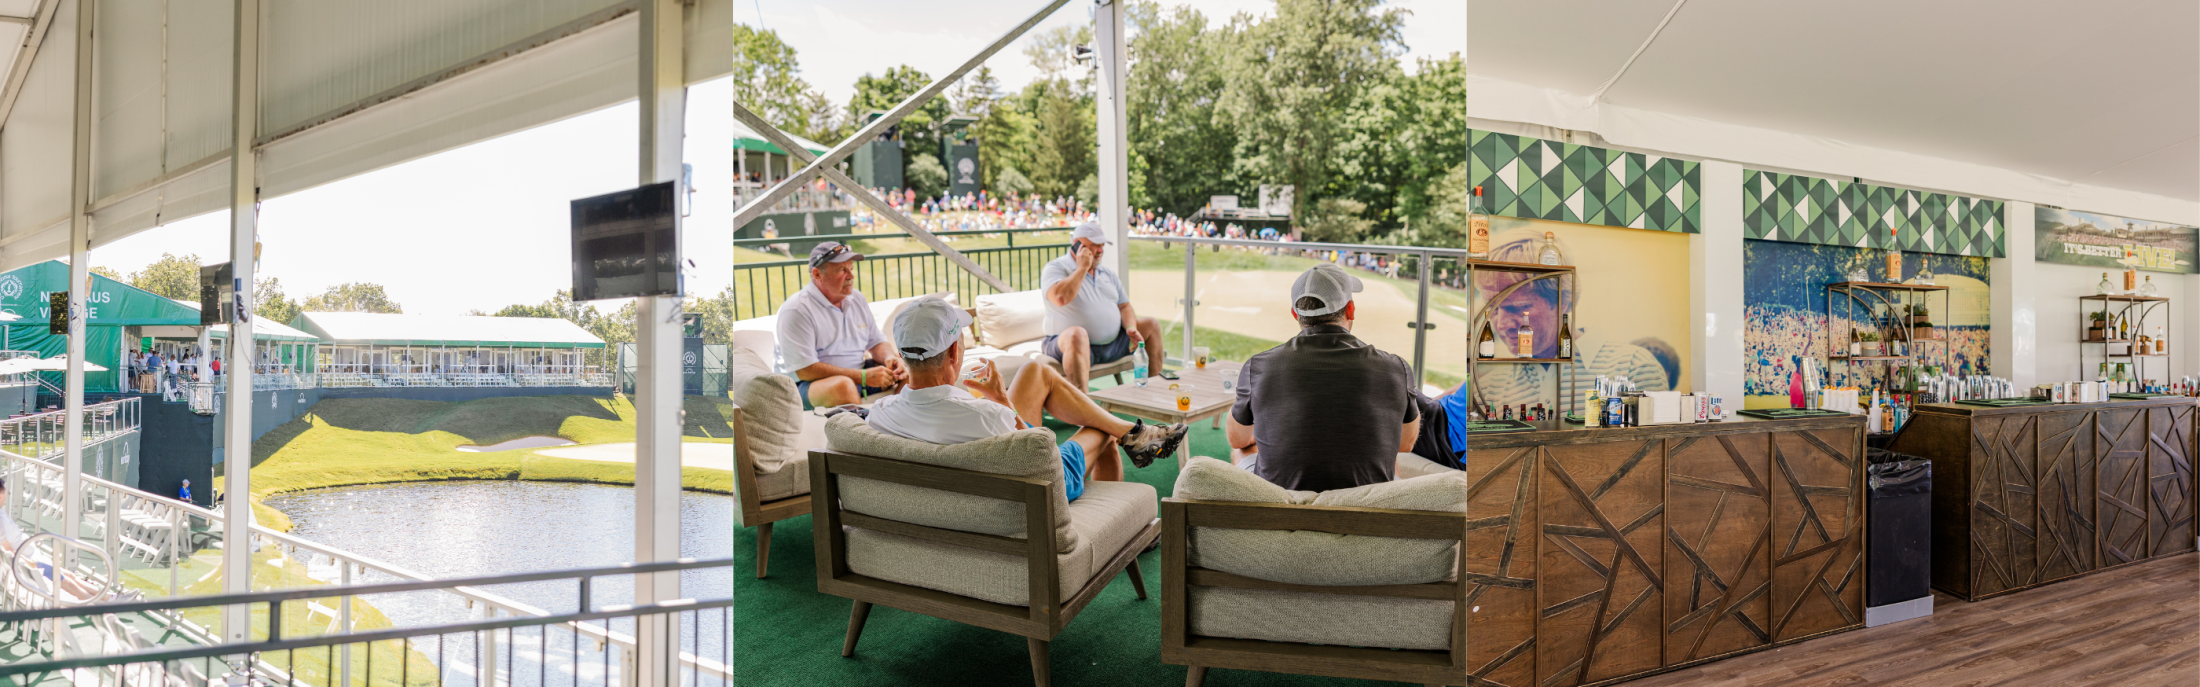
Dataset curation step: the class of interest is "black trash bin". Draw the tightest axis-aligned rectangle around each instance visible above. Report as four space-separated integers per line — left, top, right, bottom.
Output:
1865 449 1932 626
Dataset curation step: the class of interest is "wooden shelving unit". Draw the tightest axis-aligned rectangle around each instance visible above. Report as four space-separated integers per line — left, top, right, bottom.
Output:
1467 261 1577 417
1822 280 1952 405
2080 293 2172 385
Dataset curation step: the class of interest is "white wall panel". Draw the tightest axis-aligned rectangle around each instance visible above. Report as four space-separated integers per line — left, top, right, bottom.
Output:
162 0 233 170
94 0 167 200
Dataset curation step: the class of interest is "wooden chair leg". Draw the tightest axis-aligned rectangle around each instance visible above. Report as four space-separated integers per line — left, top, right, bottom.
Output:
1184 665 1207 687
1125 558 1148 600
754 522 772 579
1028 638 1050 687
842 601 872 657
1112 372 1123 384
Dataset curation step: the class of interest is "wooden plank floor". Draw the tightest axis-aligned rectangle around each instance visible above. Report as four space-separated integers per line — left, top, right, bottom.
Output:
1622 553 2198 686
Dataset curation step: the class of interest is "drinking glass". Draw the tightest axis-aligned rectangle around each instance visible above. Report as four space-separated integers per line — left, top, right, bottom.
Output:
1193 346 1211 369
1172 383 1193 411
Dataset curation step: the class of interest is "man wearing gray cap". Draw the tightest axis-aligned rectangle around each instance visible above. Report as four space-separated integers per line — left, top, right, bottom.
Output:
1225 264 1422 491
775 241 908 409
868 297 1188 500
1040 221 1165 389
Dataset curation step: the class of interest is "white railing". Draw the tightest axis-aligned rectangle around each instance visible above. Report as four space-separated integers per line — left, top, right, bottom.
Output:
0 398 139 460
0 447 726 682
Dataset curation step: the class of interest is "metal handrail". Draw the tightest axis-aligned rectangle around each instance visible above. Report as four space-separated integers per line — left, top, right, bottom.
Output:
9 532 117 607
734 241 1075 269
1128 232 1479 258
733 225 1073 247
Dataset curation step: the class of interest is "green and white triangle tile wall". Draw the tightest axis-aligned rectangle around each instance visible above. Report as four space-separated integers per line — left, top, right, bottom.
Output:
1743 169 2005 258
1468 130 1702 234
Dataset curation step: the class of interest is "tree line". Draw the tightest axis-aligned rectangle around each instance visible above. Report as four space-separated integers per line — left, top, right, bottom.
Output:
734 0 1469 247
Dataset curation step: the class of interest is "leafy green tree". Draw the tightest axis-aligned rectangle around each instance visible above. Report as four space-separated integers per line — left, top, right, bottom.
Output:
590 300 636 348
907 153 949 199
1025 79 1094 198
994 165 1036 196
126 253 203 301
90 266 123 281
685 287 740 346
848 66 951 184
1217 0 1405 224
732 24 843 143
1075 173 1100 209
254 277 302 325
1302 197 1374 243
303 282 402 314
1127 2 1239 215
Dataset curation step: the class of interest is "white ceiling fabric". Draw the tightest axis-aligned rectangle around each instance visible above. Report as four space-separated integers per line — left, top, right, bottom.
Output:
0 0 731 272
1469 0 2199 224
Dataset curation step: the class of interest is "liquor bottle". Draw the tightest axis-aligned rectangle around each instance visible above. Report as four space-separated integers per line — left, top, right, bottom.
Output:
1502 405 1514 421
1538 231 1563 266
1518 327 1535 359
2123 253 2137 292
1533 403 1546 421
2140 275 2158 297
1478 322 1497 359
1468 186 1491 260
1584 384 1603 428
1557 314 1575 359
2097 273 2114 295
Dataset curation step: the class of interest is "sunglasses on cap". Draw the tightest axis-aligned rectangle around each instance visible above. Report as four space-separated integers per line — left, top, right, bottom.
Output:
809 244 851 269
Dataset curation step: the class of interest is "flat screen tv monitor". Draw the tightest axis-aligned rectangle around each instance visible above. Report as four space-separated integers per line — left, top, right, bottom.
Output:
571 181 681 302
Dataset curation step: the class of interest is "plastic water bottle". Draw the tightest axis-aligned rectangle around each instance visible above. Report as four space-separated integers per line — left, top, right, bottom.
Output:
1132 342 1148 387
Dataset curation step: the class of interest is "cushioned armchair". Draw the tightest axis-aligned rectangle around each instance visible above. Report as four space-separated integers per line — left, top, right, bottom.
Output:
730 348 831 578
1162 457 1469 687
811 413 1161 686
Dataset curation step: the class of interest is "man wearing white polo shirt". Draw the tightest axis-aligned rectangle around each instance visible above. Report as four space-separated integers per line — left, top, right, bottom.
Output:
867 297 1188 500
1040 222 1165 389
776 241 908 409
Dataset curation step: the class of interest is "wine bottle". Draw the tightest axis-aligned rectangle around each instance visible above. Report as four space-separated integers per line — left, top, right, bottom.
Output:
1478 322 1497 359
1468 186 1491 260
1558 314 1575 359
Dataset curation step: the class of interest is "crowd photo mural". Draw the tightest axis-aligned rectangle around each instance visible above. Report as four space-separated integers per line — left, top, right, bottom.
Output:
1742 240 1992 409
1470 216 1692 415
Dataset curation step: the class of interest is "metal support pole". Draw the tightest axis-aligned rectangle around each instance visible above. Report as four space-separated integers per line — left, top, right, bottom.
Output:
1413 251 1431 385
635 0 685 683
1182 240 1195 364
62 0 94 563
1094 0 1131 281
221 0 262 644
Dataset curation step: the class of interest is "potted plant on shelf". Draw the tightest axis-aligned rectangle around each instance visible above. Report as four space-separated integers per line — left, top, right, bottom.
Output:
1859 331 1883 357
1910 304 1935 340
2087 311 2108 341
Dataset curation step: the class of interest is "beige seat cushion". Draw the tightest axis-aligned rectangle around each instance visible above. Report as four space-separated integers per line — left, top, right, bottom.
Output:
730 349 802 475
1189 587 1452 651
824 413 1078 552
752 412 828 503
1174 456 1464 587
974 290 1049 349
846 480 1155 607
1396 451 1460 480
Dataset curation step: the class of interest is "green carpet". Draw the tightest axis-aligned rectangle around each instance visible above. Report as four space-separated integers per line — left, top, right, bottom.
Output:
734 379 1418 686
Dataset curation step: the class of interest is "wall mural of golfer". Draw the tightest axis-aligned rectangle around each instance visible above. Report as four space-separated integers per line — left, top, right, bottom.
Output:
1470 216 1692 412
1742 239 1992 409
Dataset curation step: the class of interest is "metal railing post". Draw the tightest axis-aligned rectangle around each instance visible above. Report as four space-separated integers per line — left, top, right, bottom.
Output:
340 562 353 686
1413 251 1431 386
1182 239 1196 365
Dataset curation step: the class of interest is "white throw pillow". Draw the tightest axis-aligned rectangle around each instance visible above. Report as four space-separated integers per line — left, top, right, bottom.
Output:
974 290 1049 349
728 348 802 473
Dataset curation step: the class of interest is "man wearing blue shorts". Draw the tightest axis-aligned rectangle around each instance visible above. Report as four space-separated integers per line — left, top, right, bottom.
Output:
865 298 1187 500
1039 222 1165 389
1409 382 1474 472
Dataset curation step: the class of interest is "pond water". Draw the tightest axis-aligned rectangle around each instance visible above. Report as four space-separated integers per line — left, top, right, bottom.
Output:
264 481 731 683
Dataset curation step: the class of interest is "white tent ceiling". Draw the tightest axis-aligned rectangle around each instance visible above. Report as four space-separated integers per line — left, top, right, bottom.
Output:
1471 0 2198 211
0 0 731 272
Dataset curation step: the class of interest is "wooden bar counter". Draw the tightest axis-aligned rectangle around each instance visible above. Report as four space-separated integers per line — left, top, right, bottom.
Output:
1459 414 1867 687
1888 397 2198 602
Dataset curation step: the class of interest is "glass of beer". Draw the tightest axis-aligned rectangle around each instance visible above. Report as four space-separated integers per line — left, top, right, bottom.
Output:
1172 383 1193 411
1192 346 1211 369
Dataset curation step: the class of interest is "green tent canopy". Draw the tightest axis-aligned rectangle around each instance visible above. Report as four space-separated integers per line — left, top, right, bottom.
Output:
0 261 204 392
732 119 829 156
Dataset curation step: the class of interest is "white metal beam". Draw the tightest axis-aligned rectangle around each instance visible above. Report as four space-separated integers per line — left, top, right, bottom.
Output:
1094 0 1130 283
730 0 1070 230
727 101 1011 293
634 0 684 681
0 0 55 135
220 0 260 645
60 0 89 563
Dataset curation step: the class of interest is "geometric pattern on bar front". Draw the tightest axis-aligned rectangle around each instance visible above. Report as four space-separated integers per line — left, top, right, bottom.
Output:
1743 169 2006 258
1470 129 1701 234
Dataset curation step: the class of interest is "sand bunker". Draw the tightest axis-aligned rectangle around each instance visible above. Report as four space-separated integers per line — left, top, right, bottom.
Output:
534 442 734 472
456 436 578 453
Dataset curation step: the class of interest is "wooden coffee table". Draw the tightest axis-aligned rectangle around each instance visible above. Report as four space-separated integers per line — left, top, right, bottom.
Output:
1089 361 1242 472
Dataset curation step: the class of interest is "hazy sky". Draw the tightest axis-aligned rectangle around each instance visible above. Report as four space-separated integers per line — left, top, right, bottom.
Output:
91 1 1462 317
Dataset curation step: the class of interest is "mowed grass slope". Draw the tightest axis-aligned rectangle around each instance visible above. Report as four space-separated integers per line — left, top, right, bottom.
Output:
243 395 735 530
